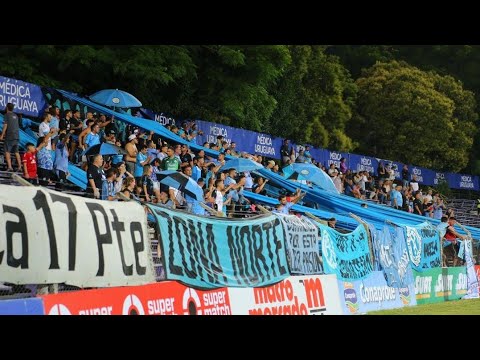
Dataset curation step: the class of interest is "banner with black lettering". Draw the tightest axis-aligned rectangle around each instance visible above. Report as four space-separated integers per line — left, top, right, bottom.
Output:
316 223 373 280
0 185 156 287
276 214 323 275
147 204 289 289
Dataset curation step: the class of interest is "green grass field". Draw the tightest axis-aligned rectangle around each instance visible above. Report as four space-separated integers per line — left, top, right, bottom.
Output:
369 298 480 315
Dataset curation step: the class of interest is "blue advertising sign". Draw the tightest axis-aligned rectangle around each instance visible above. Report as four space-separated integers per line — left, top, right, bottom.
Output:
349 154 378 175
140 108 176 126
450 173 479 191
410 166 424 184
0 76 47 117
433 171 449 186
195 120 283 159
0 297 45 315
252 132 283 158
338 271 416 314
148 204 289 289
196 120 243 148
325 150 349 170
319 223 373 280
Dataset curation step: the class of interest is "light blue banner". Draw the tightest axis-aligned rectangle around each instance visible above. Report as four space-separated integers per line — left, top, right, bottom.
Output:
147 204 289 289
319 223 373 280
402 221 441 271
338 271 416 314
370 224 414 288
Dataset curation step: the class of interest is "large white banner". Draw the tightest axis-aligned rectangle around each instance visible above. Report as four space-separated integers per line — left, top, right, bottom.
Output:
276 214 323 275
228 275 343 315
0 185 156 287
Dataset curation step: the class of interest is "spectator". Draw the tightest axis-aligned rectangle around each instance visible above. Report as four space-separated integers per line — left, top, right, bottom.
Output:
22 129 54 185
161 146 180 171
253 176 268 195
49 107 61 151
401 164 410 189
340 157 347 174
54 130 74 186
158 190 174 208
444 217 467 266
413 192 423 216
78 119 95 151
277 188 304 214
86 154 105 199
266 160 275 171
410 175 419 192
295 149 306 163
377 161 387 180
120 177 139 201
304 145 313 163
141 164 158 202
101 168 117 201
391 185 403 210
84 123 101 150
125 134 139 174
135 145 153 183
38 111 53 151
113 162 131 194
0 103 22 172
280 139 290 165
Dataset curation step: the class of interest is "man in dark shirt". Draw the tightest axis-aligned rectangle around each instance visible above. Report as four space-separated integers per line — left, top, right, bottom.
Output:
280 139 290 165
179 144 193 170
0 103 21 171
413 192 424 216
59 109 73 133
87 154 105 199
401 164 410 189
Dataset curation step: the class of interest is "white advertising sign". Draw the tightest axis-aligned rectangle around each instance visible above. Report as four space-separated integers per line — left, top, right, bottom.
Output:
0 185 155 287
228 275 343 315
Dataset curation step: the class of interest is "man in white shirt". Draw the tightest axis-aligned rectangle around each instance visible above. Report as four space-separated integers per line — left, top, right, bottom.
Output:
38 112 53 150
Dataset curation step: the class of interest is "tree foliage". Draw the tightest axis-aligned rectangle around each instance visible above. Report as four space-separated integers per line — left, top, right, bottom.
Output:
350 61 478 172
1 45 480 173
268 45 358 151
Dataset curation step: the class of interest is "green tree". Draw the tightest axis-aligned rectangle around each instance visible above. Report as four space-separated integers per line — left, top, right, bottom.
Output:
181 45 291 131
350 60 478 172
269 45 358 151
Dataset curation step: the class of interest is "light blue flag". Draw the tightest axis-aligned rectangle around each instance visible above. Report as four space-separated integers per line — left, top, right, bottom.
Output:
319 223 373 281
147 204 290 289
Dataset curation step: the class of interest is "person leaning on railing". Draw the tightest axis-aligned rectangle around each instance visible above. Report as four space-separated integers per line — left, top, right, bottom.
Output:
443 216 467 266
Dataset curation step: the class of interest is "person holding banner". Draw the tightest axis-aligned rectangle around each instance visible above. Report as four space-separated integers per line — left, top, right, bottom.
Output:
444 217 467 266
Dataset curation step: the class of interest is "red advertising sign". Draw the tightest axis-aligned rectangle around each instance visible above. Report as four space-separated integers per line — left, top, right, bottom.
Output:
42 281 231 315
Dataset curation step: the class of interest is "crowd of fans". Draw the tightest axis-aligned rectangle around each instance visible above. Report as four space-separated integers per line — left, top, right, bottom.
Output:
1 102 476 267
0 104 456 221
